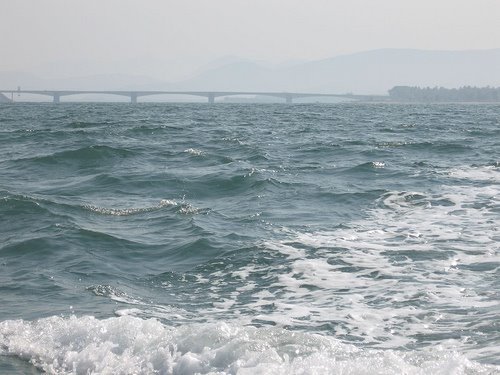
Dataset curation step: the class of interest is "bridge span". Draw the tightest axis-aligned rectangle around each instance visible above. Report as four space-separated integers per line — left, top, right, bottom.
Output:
0 89 388 104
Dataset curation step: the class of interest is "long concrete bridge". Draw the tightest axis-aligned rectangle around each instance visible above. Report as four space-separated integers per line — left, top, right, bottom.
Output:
0 89 388 104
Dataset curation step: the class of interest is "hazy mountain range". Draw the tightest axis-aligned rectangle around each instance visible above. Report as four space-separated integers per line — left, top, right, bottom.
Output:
2 49 500 96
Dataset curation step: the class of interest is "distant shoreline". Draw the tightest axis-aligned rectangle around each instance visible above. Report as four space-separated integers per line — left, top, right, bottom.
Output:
388 85 500 103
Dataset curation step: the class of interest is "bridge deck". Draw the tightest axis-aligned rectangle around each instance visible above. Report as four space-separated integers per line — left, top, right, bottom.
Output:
0 89 389 103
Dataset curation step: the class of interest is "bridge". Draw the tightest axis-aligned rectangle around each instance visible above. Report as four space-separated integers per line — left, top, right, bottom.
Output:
0 89 388 104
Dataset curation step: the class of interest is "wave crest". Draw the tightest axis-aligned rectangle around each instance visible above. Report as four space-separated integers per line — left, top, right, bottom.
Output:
0 316 495 375
82 199 205 216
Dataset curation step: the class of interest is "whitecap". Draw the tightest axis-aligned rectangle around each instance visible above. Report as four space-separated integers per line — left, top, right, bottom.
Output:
0 316 496 375
82 199 205 216
184 148 204 156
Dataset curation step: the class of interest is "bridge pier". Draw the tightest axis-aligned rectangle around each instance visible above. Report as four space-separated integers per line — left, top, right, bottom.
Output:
53 93 60 104
208 93 215 104
130 93 138 104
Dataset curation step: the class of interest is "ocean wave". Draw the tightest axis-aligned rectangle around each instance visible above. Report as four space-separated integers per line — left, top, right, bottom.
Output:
246 165 500 355
67 120 120 129
448 165 500 182
183 170 281 198
82 199 206 216
2 103 500 373
0 316 495 375
184 148 204 156
11 145 136 166
0 194 48 215
82 199 177 216
340 161 388 174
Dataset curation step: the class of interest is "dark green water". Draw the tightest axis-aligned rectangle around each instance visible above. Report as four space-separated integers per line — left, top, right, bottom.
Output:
1 103 499 374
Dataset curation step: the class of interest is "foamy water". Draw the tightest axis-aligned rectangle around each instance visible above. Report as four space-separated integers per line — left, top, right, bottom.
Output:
1 103 499 373
0 316 495 374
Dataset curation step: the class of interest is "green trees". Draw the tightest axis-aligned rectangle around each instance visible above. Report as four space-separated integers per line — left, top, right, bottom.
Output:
388 86 500 102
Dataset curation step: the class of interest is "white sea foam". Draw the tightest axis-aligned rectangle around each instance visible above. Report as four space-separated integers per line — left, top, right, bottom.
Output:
7 166 495 373
99 165 498 364
184 148 204 156
83 199 178 216
449 165 500 182
82 199 205 216
231 165 500 356
0 315 496 375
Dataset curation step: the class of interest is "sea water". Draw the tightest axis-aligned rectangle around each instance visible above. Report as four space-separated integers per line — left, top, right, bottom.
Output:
0 103 499 374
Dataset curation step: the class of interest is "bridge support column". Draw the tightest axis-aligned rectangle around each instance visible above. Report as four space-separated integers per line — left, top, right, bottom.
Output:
208 93 215 104
130 93 138 104
53 93 60 104
285 95 293 104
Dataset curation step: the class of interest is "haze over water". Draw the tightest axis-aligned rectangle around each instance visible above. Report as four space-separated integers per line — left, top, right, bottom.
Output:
0 103 499 374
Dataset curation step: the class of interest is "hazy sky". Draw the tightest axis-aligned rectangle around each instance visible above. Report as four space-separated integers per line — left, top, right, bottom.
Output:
2 0 500 76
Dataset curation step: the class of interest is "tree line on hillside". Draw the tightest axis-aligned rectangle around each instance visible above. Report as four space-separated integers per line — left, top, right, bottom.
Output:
388 86 500 102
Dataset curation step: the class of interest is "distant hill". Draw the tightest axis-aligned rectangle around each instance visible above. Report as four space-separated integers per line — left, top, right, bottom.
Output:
171 49 500 94
2 49 500 96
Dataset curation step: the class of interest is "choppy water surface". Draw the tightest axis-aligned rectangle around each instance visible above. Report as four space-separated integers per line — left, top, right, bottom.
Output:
0 103 499 374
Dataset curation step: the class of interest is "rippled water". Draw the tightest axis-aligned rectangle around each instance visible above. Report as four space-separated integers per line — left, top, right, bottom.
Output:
0 103 499 374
